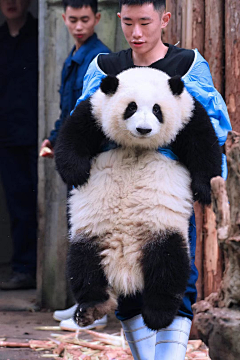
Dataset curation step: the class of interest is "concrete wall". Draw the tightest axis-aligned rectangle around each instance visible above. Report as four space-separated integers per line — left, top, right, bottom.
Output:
38 0 127 309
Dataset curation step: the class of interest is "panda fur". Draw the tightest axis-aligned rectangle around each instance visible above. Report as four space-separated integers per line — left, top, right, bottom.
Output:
55 67 222 331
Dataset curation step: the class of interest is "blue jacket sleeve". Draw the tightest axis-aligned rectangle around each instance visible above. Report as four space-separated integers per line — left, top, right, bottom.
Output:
48 118 62 146
183 50 232 180
48 63 66 146
71 55 107 114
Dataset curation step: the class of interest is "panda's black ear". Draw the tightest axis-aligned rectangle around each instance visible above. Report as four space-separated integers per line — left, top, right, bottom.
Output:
100 75 119 95
168 75 184 96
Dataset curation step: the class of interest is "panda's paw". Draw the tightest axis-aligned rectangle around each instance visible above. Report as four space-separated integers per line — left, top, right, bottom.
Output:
74 303 97 327
74 296 117 327
142 306 177 331
192 181 211 205
73 304 105 327
142 294 182 331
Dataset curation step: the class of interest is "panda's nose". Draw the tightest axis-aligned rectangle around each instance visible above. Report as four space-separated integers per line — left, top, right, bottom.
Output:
136 127 152 135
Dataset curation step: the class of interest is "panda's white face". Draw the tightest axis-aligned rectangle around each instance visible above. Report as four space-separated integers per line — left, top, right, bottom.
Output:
91 68 194 149
123 100 163 140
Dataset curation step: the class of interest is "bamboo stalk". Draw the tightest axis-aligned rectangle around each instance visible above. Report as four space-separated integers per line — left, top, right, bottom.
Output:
0 341 30 348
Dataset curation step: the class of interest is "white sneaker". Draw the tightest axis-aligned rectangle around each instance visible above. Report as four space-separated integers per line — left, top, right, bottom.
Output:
60 315 108 331
53 304 78 321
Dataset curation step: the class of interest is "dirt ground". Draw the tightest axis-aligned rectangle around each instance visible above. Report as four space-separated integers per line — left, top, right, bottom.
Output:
0 310 121 360
0 287 121 360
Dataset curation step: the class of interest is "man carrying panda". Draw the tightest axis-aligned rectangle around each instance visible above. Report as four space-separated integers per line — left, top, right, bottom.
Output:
64 1 232 359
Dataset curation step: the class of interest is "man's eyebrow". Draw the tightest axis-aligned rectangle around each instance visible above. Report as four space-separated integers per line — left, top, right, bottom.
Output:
69 15 89 20
122 16 152 21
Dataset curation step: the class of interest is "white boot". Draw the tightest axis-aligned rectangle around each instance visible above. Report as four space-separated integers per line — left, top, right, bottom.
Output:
154 316 192 360
53 304 78 321
121 314 156 360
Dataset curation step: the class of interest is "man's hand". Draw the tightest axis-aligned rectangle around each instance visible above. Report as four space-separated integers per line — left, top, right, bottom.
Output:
39 139 54 158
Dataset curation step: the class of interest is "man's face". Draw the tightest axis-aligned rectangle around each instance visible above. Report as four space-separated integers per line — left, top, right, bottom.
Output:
119 3 168 55
62 6 100 48
0 0 30 20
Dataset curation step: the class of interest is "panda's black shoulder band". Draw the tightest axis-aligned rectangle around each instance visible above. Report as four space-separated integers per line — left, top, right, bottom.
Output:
168 75 184 96
100 75 119 95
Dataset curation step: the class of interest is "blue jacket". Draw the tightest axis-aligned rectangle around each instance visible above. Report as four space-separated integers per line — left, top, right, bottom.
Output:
74 49 232 179
48 33 110 146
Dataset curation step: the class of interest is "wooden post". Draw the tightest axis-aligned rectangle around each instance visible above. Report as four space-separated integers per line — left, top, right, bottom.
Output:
190 202 204 339
225 0 240 132
203 206 223 298
194 202 204 302
38 0 73 310
163 0 184 46
165 0 204 51
181 0 193 49
192 0 205 55
204 0 224 95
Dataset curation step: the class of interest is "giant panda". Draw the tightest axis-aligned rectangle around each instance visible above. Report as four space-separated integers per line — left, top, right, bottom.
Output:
55 67 222 331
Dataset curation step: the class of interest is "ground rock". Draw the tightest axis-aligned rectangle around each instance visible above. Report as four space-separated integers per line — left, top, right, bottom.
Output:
193 295 240 360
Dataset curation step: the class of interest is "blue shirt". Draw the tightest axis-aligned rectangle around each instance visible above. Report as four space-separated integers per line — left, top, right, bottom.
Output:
48 33 110 146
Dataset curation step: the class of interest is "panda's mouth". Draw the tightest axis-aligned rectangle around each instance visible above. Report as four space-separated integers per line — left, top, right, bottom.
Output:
130 133 151 139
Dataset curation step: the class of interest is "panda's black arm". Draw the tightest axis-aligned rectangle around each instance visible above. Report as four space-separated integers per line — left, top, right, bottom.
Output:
171 99 222 205
54 98 106 187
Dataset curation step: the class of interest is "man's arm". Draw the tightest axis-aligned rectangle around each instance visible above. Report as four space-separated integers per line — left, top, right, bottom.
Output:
39 111 63 158
71 55 107 112
40 52 109 159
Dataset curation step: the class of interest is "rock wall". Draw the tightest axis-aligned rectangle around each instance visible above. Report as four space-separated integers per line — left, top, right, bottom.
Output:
193 131 240 360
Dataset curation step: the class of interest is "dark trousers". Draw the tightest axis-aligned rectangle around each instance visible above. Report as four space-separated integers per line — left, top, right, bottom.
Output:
115 213 198 322
0 146 38 275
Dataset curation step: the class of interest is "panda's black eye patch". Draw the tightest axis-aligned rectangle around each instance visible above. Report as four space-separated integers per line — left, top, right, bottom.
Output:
124 102 138 120
153 104 163 123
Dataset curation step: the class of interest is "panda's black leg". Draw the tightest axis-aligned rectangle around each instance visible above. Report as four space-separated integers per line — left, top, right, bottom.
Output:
67 235 117 327
141 231 190 331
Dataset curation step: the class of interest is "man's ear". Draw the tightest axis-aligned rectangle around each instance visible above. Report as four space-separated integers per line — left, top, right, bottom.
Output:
62 13 66 23
168 75 184 96
95 12 101 25
100 75 119 95
161 11 171 29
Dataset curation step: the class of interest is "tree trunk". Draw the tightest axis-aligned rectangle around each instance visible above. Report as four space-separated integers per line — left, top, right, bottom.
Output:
204 0 224 95
163 0 184 46
192 0 205 54
193 132 240 360
225 0 240 131
203 206 223 298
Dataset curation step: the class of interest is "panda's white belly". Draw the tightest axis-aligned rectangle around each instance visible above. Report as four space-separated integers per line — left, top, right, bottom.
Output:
69 148 193 294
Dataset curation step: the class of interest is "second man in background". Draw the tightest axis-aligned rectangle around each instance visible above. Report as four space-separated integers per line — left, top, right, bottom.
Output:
40 0 110 330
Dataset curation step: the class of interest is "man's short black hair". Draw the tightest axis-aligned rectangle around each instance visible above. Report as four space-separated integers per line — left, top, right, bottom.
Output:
62 0 98 14
119 0 166 11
